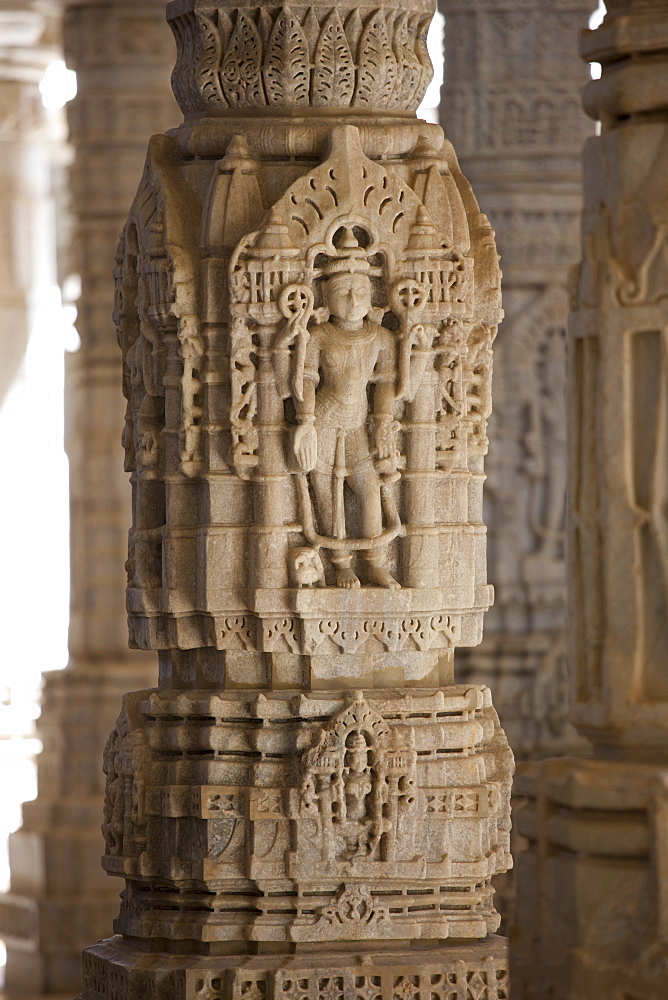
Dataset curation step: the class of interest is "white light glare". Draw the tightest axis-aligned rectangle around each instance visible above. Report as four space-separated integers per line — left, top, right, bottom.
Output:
62 273 82 353
39 60 77 111
417 12 445 124
589 1 606 79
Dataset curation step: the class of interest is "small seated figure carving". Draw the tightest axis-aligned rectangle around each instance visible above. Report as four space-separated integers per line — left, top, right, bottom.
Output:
289 546 325 588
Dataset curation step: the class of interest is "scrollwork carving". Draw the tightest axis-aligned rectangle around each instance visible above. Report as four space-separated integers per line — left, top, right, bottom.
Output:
221 10 266 107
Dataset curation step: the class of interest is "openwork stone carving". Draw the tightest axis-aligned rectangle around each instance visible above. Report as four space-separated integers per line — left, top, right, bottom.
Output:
79 0 511 996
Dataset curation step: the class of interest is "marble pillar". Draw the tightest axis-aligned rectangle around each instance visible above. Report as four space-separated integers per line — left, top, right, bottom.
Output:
439 0 593 760
75 2 514 997
512 1 668 997
0 3 178 993
0 0 62 981
0 0 58 405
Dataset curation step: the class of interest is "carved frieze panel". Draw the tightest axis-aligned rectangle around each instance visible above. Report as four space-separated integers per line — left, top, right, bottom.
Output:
81 940 509 1000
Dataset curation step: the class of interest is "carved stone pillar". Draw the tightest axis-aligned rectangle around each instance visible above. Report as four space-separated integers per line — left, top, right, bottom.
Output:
511 2 668 996
0 3 178 993
439 0 593 760
76 3 514 998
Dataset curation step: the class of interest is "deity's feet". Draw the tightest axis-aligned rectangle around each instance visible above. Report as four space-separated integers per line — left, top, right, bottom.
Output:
335 566 361 589
365 563 401 590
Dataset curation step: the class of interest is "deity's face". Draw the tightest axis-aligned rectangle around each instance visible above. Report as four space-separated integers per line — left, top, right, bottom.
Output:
324 272 371 330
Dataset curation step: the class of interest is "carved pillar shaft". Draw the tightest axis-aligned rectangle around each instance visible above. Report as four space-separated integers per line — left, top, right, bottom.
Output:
0 3 178 993
512 2 668 996
76 4 514 998
439 0 593 760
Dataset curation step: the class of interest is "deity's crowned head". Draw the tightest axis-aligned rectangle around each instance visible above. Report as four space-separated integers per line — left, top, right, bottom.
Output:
322 227 373 329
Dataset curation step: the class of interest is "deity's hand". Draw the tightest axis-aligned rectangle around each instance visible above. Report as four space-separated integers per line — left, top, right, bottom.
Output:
374 415 398 461
411 323 435 350
293 419 318 472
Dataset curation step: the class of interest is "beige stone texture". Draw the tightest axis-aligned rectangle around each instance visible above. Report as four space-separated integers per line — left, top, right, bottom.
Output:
439 0 593 761
511 2 668 997
0 2 179 994
75 1 514 996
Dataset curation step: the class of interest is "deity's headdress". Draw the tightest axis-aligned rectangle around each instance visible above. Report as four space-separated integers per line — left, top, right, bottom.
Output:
346 731 369 751
322 226 371 277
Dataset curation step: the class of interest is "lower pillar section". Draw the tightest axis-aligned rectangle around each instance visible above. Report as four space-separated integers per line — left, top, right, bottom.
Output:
78 684 513 1000
511 758 668 1000
79 936 509 1000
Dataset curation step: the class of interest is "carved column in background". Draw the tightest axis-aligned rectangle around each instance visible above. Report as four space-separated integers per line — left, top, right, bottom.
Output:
512 2 668 996
440 0 593 759
0 2 177 993
76 1 514 997
0 1 58 404
0 0 61 968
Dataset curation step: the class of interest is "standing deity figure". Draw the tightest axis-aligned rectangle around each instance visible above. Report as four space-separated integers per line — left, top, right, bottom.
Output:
288 230 405 590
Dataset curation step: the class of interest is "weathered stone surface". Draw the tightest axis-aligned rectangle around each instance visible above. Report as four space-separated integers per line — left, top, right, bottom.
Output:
76 1 513 995
511 2 668 996
100 687 511 946
82 936 509 1000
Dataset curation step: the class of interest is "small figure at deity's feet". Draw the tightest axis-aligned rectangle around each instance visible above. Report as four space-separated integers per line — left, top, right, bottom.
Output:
335 565 361 589
365 561 400 591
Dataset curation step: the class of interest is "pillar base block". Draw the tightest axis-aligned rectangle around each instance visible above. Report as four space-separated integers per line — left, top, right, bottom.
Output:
511 757 668 1000
78 935 509 1000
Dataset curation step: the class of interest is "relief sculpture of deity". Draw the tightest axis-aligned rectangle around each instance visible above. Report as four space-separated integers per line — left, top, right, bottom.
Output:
229 126 480 599
282 229 428 590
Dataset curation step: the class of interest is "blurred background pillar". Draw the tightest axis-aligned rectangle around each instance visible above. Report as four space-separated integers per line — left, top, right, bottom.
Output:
0 1 177 993
512 1 668 996
0 0 64 979
439 0 593 760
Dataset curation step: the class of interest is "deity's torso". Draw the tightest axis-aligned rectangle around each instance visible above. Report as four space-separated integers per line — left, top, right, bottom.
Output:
307 320 396 429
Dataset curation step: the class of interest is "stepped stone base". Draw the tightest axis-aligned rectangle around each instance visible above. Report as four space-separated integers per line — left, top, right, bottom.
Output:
78 935 509 1000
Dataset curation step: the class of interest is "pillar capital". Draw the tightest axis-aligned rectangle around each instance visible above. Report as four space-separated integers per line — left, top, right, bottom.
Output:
581 0 668 128
166 0 435 119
